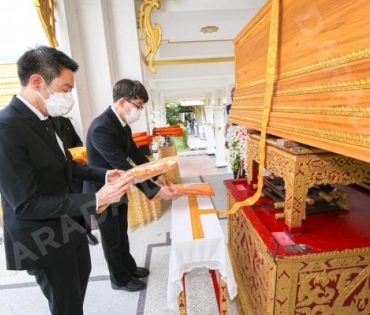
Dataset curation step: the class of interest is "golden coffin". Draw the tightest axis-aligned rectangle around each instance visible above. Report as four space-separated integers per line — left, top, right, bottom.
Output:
231 0 370 163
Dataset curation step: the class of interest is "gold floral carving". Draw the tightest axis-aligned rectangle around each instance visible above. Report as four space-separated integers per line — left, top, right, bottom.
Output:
239 47 370 89
279 78 370 96
247 136 370 229
138 0 162 74
238 78 370 100
273 105 370 117
281 47 370 79
34 0 58 47
234 104 370 118
228 207 276 315
276 250 370 314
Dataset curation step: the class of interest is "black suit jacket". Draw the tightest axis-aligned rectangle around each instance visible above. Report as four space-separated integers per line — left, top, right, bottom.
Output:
54 116 83 148
84 107 160 199
0 96 106 270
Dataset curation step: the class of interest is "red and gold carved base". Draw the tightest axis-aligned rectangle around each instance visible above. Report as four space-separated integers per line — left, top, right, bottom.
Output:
226 179 370 315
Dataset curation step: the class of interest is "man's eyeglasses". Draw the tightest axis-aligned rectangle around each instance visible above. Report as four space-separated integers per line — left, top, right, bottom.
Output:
125 99 144 111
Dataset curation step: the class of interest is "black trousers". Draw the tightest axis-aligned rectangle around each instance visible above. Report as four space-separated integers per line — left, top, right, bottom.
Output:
27 236 91 315
95 202 136 286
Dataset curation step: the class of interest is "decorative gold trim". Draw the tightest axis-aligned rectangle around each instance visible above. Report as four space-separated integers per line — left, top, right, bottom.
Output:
240 47 370 89
230 115 370 148
273 105 370 117
34 0 58 48
279 78 370 96
138 0 162 74
236 78 370 100
269 121 370 148
232 104 370 117
281 47 370 79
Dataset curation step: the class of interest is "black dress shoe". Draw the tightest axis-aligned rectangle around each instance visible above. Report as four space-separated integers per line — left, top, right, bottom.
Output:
111 278 146 292
86 233 98 245
132 267 150 278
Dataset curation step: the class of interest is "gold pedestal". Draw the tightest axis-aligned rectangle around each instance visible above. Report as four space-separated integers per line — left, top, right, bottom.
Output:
158 145 181 184
247 135 370 231
127 154 162 228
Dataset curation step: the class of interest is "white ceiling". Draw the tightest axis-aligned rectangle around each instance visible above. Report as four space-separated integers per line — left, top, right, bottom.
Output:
134 0 267 102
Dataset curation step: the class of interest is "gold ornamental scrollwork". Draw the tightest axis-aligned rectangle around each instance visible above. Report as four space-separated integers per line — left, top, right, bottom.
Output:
270 121 370 148
273 105 370 117
280 78 370 96
237 78 370 100
232 104 370 117
34 0 58 48
138 0 162 74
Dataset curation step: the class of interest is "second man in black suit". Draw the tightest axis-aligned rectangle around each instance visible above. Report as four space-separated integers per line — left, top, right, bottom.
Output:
85 79 175 292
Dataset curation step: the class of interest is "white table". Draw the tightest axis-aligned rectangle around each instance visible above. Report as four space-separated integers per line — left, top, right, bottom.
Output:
167 196 237 314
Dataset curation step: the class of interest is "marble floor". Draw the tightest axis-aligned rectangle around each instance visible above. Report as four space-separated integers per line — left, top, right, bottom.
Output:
0 145 239 315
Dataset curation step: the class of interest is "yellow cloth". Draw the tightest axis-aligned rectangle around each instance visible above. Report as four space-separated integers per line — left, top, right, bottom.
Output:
127 184 162 228
127 154 162 228
158 145 181 184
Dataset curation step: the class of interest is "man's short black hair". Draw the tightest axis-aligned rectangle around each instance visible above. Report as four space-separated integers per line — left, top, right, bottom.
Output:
112 79 149 103
17 45 79 86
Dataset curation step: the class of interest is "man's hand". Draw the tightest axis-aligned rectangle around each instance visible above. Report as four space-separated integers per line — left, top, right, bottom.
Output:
96 173 134 214
106 169 127 183
155 175 173 187
156 186 175 200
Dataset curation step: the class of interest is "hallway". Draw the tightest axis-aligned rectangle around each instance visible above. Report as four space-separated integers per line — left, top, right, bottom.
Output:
0 151 238 315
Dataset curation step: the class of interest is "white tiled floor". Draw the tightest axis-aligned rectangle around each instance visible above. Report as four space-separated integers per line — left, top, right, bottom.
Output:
0 152 239 315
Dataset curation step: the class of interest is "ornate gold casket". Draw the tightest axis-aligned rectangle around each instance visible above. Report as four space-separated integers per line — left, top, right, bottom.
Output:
227 2 370 314
230 0 370 163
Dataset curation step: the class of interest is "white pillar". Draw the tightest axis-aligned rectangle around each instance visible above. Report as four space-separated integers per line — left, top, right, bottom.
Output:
214 106 227 167
204 100 215 155
55 0 150 139
212 88 227 167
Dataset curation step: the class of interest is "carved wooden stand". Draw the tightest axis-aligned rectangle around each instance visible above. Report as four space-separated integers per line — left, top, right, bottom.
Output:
247 135 370 232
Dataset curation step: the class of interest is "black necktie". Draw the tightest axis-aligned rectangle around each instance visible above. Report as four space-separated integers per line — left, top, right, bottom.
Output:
43 118 57 142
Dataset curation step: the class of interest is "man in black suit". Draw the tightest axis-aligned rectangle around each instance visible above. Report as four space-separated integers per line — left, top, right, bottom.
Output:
85 78 175 292
0 46 133 315
55 116 99 245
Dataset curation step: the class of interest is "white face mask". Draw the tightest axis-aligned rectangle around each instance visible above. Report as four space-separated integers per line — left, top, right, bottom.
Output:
125 107 141 124
38 80 75 117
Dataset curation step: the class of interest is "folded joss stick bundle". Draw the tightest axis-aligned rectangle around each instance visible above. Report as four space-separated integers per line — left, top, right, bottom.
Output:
125 156 179 183
132 135 153 147
152 125 183 137
132 131 153 147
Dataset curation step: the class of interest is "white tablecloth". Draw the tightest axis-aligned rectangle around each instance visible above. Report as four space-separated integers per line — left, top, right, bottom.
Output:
167 196 237 311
